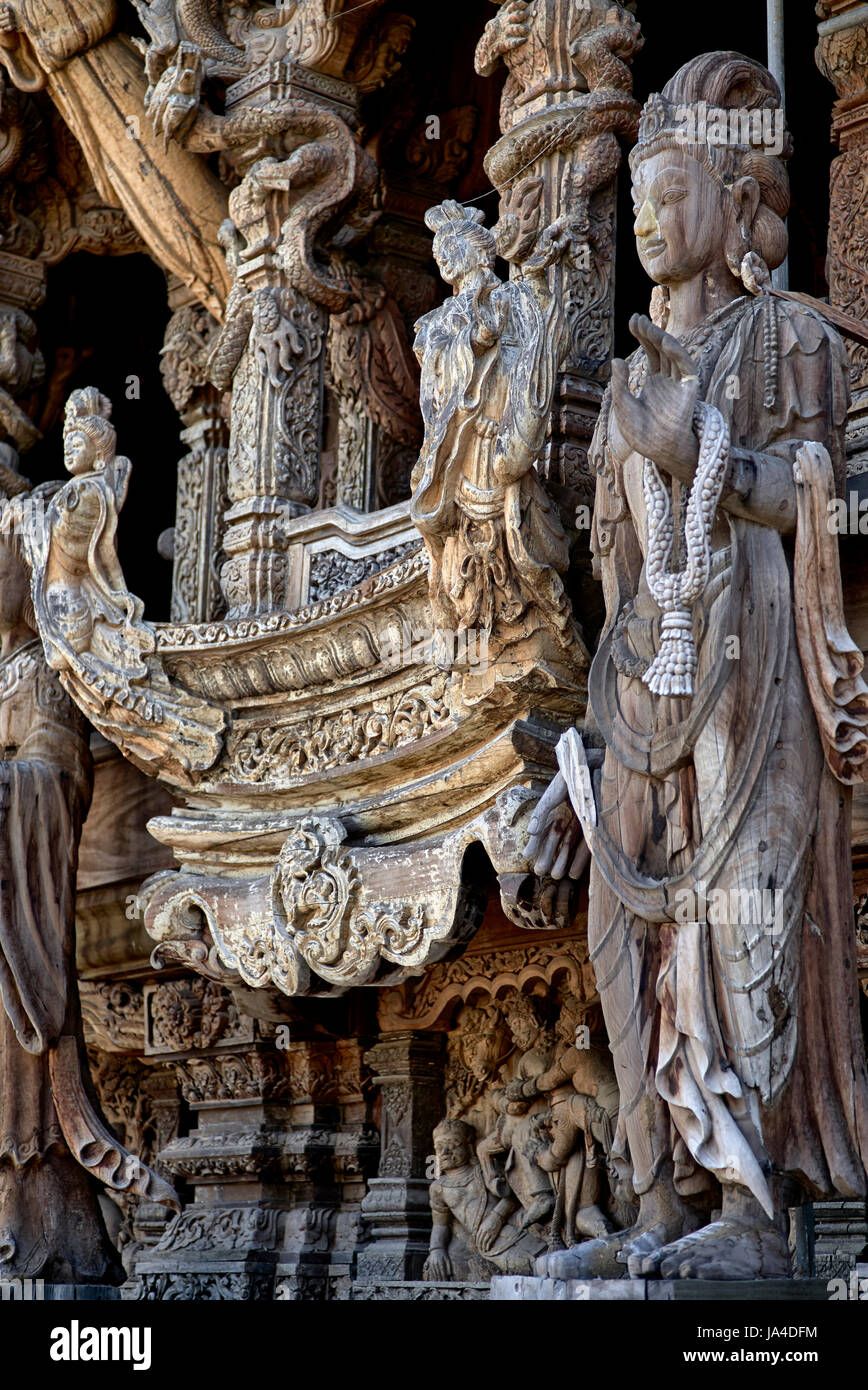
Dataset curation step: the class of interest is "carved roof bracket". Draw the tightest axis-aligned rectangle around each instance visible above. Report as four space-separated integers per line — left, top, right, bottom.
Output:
141 777 569 998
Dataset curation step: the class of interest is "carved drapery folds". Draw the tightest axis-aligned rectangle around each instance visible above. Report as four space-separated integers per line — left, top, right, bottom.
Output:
818 1 868 471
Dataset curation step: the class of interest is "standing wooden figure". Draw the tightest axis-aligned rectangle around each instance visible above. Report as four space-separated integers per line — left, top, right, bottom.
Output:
0 461 175 1284
528 52 868 1280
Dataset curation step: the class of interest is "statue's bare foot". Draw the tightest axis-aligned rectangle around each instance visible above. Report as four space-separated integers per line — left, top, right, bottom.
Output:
637 1219 791 1281
536 1221 669 1279
574 1204 614 1239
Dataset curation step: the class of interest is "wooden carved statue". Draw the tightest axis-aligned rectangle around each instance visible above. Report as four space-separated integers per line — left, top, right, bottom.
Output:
423 1118 546 1281
503 995 622 1245
527 52 868 1280
477 993 557 1230
6 387 225 787
0 460 176 1282
411 200 587 703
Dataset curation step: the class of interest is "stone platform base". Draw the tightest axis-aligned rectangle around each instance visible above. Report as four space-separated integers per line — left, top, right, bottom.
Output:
491 1277 833 1301
351 1281 490 1301
0 1282 122 1301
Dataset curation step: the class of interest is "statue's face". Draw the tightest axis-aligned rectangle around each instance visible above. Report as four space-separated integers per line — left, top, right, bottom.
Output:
64 428 96 477
0 539 30 631
434 1129 470 1172
506 1009 537 1051
632 148 731 287
461 1033 494 1081
434 231 489 288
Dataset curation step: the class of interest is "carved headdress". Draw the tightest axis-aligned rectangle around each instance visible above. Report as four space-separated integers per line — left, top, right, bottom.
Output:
424 200 496 269
630 52 791 295
63 386 116 471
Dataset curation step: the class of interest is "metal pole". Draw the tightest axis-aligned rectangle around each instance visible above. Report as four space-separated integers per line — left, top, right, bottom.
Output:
767 0 789 289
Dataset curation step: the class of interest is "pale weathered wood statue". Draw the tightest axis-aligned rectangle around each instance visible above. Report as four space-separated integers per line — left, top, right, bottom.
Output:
411 199 588 705
0 462 176 1283
527 51 868 1280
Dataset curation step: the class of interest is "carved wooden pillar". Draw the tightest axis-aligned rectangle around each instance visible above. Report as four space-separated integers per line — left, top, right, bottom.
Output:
161 288 229 624
477 1 643 509
204 57 379 619
0 249 45 472
133 985 377 1300
357 1032 446 1285
818 1 868 473
816 5 868 1276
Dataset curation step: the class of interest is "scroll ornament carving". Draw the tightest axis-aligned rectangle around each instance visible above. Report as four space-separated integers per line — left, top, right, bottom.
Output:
138 1271 272 1300
224 676 450 782
272 817 426 987
378 937 589 1031
1 386 227 787
173 1050 291 1104
147 978 249 1053
80 981 145 1053
817 19 868 396
152 1207 281 1256
160 302 220 416
0 96 142 266
402 105 479 186
88 1052 163 1175
816 20 868 107
144 819 425 995
828 139 868 394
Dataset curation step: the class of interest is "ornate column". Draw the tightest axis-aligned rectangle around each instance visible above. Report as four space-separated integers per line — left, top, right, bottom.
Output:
160 286 229 624
133 979 378 1300
0 248 45 474
818 1 868 474
356 1032 446 1286
476 1 643 512
816 0 868 1279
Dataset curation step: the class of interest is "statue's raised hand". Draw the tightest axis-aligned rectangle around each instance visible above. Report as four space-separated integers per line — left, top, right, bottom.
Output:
525 771 589 881
610 314 700 483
